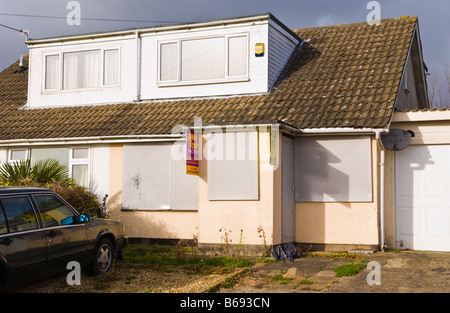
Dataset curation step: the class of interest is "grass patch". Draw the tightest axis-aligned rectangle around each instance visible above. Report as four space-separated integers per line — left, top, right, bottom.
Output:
271 274 295 285
307 252 359 260
334 259 368 277
122 244 252 273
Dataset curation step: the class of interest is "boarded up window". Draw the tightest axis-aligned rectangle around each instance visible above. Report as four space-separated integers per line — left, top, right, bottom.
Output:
207 130 259 200
294 136 372 202
122 142 198 211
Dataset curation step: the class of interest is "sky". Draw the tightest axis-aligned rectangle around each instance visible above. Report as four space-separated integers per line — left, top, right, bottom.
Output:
1 0 449 106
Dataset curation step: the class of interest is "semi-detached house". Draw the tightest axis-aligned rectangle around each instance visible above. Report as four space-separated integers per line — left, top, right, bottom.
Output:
2 13 448 254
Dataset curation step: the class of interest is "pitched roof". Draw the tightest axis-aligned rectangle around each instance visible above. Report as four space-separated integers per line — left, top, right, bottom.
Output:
0 16 420 140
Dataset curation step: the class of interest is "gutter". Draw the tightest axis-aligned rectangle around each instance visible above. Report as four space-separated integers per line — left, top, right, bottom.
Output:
0 135 183 146
26 14 271 46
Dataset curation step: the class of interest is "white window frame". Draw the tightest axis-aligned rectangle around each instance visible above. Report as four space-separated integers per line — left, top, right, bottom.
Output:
69 147 91 187
8 149 29 163
42 47 121 92
157 33 249 86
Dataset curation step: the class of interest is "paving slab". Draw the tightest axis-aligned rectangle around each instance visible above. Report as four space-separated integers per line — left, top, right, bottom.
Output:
217 251 450 293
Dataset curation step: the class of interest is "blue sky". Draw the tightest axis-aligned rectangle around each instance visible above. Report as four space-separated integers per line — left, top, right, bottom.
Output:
1 0 449 105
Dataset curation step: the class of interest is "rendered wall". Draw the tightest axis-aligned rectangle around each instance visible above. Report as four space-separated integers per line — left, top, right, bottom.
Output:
295 136 380 250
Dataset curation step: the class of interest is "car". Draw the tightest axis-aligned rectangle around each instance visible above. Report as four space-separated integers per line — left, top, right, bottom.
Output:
0 187 127 289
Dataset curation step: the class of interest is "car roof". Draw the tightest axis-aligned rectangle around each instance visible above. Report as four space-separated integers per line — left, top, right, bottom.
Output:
0 186 53 195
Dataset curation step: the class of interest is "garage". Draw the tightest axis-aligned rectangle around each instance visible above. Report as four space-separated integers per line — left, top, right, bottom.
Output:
395 144 450 252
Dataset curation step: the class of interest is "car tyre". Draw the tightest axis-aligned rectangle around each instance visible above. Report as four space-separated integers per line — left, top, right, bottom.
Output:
91 237 114 275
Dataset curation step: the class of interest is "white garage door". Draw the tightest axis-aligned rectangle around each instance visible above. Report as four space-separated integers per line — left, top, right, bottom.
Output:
396 145 450 251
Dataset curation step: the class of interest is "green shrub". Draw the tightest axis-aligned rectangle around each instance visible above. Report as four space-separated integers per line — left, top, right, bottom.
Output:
0 158 102 217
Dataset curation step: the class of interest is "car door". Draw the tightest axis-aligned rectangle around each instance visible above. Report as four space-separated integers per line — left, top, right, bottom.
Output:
32 194 88 273
0 196 47 285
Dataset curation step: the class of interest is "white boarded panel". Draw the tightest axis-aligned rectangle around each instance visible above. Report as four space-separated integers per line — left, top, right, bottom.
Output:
207 131 259 200
122 143 172 210
295 136 372 202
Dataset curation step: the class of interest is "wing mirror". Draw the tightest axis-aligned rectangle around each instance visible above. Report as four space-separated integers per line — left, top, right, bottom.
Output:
77 214 91 223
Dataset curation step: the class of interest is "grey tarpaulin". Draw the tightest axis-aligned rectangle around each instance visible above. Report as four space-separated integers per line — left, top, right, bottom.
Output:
272 243 299 262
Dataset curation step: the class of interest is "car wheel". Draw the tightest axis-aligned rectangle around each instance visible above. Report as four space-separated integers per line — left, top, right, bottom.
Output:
92 238 114 275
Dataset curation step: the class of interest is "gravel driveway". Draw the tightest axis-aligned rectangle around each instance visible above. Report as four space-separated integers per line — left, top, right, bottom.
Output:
3 259 245 293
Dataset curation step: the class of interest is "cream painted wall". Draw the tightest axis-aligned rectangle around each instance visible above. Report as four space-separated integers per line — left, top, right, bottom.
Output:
295 137 380 248
108 143 199 240
197 129 280 246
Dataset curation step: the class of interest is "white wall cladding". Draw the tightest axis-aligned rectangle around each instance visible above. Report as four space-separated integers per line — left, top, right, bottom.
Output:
268 20 299 89
27 36 138 108
140 22 269 100
26 15 299 108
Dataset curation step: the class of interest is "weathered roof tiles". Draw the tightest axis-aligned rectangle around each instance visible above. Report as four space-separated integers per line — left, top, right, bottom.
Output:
0 16 420 140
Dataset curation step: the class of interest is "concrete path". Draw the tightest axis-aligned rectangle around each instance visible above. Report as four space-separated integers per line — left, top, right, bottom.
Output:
218 251 450 293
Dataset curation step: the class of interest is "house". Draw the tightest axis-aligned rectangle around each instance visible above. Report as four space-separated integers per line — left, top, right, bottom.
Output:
2 13 446 254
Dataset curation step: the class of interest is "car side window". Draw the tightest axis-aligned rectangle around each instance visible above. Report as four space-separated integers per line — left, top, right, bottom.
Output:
0 204 7 234
0 197 39 233
33 195 76 228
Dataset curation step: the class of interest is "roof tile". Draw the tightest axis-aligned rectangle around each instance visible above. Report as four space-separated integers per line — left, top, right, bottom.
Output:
0 16 420 139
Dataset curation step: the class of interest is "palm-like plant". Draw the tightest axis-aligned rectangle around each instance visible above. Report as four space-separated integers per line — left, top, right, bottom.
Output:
32 158 71 184
0 158 72 186
0 159 33 184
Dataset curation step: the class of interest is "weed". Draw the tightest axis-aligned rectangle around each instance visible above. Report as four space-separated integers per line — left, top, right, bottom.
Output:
122 244 252 274
236 229 244 255
299 279 314 285
257 225 269 257
271 274 294 283
334 259 368 277
219 227 232 257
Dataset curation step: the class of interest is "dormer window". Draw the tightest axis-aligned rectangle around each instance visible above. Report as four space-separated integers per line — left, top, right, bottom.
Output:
158 34 249 86
43 48 119 91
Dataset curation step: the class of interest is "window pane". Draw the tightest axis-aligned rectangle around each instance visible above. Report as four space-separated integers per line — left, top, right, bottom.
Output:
72 148 89 159
1 197 38 232
31 148 69 167
10 150 27 161
228 36 247 77
72 164 88 187
160 43 178 81
63 50 100 90
0 207 8 234
45 55 60 90
33 195 75 228
182 37 225 81
104 49 119 86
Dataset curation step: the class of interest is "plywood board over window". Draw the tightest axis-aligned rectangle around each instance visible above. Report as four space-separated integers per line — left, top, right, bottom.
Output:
207 130 259 200
122 142 198 211
295 136 372 202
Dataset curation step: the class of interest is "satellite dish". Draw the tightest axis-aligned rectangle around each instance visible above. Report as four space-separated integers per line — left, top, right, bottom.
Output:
381 128 415 151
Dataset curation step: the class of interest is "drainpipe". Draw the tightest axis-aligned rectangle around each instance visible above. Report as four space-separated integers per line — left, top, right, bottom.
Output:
376 131 386 252
135 31 141 102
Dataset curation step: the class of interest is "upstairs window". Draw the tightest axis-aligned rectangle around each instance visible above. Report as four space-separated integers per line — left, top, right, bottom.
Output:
158 34 248 85
43 48 119 91
63 50 101 90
